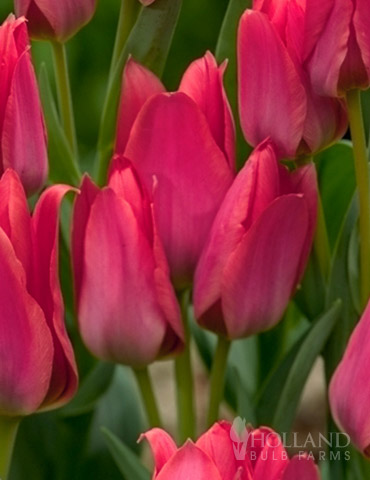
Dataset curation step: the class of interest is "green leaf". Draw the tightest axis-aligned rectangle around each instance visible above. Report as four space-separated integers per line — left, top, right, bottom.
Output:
325 194 359 377
215 0 252 169
256 301 342 433
38 64 81 186
102 428 150 480
60 363 115 417
315 141 356 249
97 0 183 183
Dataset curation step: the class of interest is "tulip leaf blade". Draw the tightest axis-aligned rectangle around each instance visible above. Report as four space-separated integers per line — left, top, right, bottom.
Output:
97 0 183 184
60 362 115 417
38 64 81 185
271 299 342 433
102 427 151 480
256 300 342 433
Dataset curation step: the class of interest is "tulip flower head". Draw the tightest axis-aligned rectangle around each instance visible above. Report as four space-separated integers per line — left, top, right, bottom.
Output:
14 0 97 42
194 139 317 339
115 53 235 288
329 299 370 457
305 0 370 96
0 169 78 417
0 15 47 195
141 422 320 479
72 156 184 367
238 5 347 158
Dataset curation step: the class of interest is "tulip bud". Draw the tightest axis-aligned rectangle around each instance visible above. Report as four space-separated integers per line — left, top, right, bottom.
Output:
14 0 97 42
0 169 78 417
0 16 47 195
329 299 370 457
117 53 235 288
306 0 370 96
238 7 347 158
72 156 184 367
140 422 320 479
193 139 317 339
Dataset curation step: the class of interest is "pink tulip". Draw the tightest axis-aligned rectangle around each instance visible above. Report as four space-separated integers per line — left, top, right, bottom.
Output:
0 169 78 416
141 422 320 480
193 139 317 339
139 0 156 5
14 0 97 42
238 6 347 158
72 156 184 367
116 53 235 288
303 0 370 96
329 299 370 457
0 16 47 195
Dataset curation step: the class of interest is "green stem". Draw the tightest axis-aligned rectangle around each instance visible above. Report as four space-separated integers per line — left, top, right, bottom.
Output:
346 89 370 309
109 0 141 82
175 290 195 442
133 367 162 428
51 41 78 157
314 190 331 281
207 335 231 428
0 417 20 480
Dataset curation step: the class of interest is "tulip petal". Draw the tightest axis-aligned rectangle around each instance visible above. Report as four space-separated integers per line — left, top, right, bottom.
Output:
308 0 352 96
0 16 28 139
238 10 306 158
156 441 223 480
2 49 47 194
221 195 309 338
71 175 100 306
115 59 165 155
79 188 167 366
282 455 320 480
0 227 53 416
329 300 370 456
31 185 78 410
353 0 370 81
125 92 233 287
194 140 280 334
179 51 235 168
196 422 239 480
19 0 97 41
140 428 177 476
0 169 32 278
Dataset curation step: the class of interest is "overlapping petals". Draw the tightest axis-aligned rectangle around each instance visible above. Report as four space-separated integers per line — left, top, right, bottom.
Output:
0 169 77 416
194 139 317 338
72 156 184 367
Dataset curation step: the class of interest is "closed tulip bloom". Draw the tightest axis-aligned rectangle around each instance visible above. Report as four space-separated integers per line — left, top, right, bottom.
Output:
194 139 317 339
141 422 320 479
14 0 97 42
72 156 184 367
329 299 370 457
116 53 235 288
0 16 47 195
238 5 347 158
0 169 78 416
305 0 370 96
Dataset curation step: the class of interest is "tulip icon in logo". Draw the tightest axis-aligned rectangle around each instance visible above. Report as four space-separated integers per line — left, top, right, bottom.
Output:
230 417 249 460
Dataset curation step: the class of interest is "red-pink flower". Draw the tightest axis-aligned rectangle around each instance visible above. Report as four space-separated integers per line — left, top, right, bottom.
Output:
329 299 370 457
141 422 320 480
238 4 347 158
72 156 184 367
0 169 78 416
193 139 317 338
14 0 97 42
305 0 370 96
0 16 47 195
115 53 235 288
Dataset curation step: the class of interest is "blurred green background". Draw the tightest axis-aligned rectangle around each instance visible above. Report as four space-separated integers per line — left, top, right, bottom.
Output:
0 0 229 167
